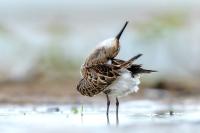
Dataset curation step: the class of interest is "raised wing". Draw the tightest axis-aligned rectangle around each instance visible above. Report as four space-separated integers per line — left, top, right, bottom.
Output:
111 54 143 66
112 54 156 76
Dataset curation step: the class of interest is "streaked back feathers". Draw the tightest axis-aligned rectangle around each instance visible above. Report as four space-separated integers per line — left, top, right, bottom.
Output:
78 55 156 97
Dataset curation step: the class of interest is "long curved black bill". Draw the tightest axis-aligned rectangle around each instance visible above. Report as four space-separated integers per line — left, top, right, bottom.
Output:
116 21 129 40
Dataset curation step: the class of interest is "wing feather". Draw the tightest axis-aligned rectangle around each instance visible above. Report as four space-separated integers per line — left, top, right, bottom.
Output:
77 64 119 97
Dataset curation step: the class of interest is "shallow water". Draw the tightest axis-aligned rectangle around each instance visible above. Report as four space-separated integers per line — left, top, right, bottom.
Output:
1 100 200 133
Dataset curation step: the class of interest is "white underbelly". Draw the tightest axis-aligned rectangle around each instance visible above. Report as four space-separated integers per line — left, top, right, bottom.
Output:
105 70 140 97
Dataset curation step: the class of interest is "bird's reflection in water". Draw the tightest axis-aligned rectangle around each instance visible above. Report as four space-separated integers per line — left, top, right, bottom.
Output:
106 114 119 126
80 113 119 127
107 114 110 125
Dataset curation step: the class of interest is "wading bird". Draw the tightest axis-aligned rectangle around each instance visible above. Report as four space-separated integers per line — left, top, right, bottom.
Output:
77 21 156 125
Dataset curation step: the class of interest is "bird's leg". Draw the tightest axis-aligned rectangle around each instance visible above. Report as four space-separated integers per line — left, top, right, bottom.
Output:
116 97 119 125
106 94 110 125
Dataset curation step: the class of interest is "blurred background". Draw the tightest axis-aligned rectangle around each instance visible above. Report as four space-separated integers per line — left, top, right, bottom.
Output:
0 0 200 105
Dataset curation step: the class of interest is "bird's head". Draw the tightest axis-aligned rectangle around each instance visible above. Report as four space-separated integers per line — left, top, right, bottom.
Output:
84 21 129 66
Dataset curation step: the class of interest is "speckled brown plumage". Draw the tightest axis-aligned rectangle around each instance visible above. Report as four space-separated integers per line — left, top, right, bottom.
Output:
77 64 119 97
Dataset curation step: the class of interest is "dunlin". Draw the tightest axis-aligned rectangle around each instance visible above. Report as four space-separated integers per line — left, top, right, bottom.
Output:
77 21 156 124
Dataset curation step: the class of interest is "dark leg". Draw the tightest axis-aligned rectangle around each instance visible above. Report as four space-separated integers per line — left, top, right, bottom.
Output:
106 94 110 125
116 97 119 125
